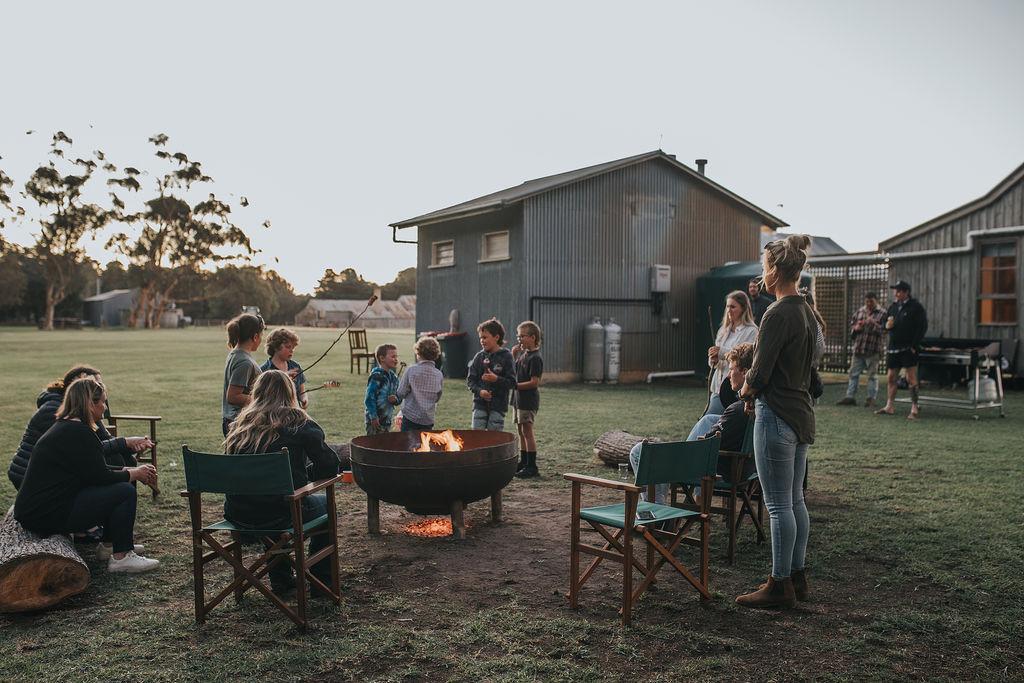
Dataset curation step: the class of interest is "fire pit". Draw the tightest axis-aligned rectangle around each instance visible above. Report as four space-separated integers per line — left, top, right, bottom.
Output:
349 430 518 539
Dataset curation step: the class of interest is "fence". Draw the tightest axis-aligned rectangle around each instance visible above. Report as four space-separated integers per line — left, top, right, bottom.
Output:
809 260 889 373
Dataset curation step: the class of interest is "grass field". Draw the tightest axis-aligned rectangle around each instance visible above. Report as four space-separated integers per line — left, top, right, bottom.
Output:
0 326 1022 682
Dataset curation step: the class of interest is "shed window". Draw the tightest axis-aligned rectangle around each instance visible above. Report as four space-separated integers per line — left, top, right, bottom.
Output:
480 231 510 262
978 242 1017 324
431 240 455 268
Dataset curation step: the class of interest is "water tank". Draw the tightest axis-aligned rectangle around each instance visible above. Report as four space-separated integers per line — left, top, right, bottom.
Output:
604 318 622 384
583 317 605 383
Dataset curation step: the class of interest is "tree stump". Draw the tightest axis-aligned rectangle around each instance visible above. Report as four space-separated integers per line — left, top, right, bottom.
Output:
0 507 89 613
592 430 660 467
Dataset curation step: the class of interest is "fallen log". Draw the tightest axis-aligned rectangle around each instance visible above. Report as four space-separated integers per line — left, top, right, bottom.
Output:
0 507 89 613
592 430 660 467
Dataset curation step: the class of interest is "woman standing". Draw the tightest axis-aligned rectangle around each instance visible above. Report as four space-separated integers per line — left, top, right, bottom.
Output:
737 235 818 608
706 291 758 415
222 313 266 436
14 377 160 573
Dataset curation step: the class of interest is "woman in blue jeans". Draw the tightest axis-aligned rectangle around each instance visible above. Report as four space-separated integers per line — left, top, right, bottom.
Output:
737 234 820 609
223 370 339 593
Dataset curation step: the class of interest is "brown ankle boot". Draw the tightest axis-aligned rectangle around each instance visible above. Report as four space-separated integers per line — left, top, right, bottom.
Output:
791 569 809 601
736 576 796 609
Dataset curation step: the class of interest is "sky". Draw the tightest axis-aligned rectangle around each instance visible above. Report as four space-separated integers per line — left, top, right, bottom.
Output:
2 0 1022 294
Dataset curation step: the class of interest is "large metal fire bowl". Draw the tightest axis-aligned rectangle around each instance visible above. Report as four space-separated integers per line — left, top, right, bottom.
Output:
349 430 518 539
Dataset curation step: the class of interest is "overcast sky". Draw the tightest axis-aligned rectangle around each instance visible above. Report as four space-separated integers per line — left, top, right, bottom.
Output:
3 0 1022 294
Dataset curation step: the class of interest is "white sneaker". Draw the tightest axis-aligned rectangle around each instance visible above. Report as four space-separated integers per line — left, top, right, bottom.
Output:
107 551 160 574
96 543 144 562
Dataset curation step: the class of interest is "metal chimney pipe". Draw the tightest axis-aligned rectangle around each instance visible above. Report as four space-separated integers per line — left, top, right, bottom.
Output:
695 159 708 175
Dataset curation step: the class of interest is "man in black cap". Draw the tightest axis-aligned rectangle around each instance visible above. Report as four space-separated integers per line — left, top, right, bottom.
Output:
876 280 927 419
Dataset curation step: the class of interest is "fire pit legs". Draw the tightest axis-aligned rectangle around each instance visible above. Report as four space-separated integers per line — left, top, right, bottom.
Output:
449 500 466 540
490 491 502 524
367 496 381 535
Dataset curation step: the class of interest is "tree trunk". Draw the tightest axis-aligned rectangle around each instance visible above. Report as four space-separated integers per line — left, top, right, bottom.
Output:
43 284 58 331
129 285 153 329
0 507 89 613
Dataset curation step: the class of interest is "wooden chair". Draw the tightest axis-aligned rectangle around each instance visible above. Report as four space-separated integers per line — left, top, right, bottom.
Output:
180 446 344 630
348 329 376 374
565 436 719 626
673 422 764 564
104 405 161 497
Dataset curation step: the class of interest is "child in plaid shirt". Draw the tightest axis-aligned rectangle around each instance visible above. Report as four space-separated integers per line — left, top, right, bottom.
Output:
397 337 444 431
364 344 401 435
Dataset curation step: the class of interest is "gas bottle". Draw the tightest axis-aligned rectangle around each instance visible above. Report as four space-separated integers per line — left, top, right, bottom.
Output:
604 318 622 383
583 317 605 383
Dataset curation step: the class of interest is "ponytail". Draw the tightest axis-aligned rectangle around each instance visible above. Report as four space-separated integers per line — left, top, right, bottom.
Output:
764 234 812 285
227 314 265 348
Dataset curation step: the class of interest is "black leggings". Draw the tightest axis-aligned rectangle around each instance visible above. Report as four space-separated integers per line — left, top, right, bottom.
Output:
65 482 137 553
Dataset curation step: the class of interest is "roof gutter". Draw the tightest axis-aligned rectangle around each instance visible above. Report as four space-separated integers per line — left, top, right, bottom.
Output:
808 226 1024 265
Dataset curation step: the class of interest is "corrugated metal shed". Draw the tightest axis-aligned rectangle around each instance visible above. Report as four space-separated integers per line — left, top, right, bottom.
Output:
82 289 138 327
763 232 848 256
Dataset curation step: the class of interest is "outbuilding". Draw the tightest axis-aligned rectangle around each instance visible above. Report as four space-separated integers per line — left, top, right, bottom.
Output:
82 289 138 328
390 151 787 381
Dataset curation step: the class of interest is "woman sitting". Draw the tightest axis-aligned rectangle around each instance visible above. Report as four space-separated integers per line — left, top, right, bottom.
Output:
706 290 758 415
223 370 340 593
14 377 160 573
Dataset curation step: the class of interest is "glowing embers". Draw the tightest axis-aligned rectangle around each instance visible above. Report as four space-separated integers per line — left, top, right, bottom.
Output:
403 517 470 537
413 429 465 452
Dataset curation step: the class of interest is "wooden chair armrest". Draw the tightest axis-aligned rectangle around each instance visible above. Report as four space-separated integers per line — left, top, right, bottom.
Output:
717 449 750 460
563 472 641 494
109 414 162 422
289 474 346 500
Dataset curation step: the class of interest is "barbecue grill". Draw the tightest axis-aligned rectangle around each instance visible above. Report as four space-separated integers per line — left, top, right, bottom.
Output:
349 430 518 539
898 337 1005 417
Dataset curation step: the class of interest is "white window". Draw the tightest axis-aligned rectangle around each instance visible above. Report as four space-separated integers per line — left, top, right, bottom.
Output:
479 230 510 262
430 240 454 268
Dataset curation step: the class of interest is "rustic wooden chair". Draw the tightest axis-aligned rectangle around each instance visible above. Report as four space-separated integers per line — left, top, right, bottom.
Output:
104 404 161 497
672 421 764 564
564 436 719 627
348 329 376 374
181 446 343 631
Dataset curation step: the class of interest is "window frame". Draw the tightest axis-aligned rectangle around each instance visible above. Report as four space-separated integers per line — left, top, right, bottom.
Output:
977 239 1018 326
429 239 455 269
478 230 511 264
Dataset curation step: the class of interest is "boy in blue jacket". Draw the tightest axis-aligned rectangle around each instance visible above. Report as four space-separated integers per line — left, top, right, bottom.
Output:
467 318 516 431
364 344 402 435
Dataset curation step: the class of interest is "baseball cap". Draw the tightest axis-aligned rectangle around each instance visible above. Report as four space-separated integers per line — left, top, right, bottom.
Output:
890 280 911 292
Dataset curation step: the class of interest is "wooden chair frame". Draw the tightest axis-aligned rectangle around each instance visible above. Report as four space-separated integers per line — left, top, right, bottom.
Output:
106 414 161 496
348 329 376 374
565 439 718 626
181 446 344 630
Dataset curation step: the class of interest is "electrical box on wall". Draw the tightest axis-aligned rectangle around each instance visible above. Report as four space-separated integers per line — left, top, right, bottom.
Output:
650 265 671 293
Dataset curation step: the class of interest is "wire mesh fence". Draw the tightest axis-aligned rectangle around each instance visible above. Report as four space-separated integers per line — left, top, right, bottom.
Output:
809 260 890 373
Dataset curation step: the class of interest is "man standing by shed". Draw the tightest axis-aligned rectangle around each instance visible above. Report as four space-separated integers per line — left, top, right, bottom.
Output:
837 292 886 407
876 281 928 420
748 278 774 326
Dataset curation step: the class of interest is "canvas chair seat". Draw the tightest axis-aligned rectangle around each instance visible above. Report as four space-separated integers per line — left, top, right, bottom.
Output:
203 514 329 535
580 501 701 530
714 471 759 488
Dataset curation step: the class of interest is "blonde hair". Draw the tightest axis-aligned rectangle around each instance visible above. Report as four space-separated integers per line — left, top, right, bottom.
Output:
56 377 105 429
266 328 300 357
224 370 308 454
763 234 811 290
414 336 441 362
517 320 543 346
718 291 755 333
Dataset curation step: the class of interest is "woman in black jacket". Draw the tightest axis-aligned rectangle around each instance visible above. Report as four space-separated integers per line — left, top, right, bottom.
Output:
14 377 161 573
223 369 340 592
8 365 153 490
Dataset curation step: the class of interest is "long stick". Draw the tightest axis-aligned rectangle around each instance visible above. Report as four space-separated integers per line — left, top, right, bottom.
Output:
301 294 378 376
702 305 716 418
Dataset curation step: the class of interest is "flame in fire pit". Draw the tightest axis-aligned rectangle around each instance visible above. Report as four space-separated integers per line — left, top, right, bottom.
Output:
404 517 468 537
413 429 465 452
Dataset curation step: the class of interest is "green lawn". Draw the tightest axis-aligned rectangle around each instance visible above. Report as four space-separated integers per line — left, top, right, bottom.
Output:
0 326 1021 682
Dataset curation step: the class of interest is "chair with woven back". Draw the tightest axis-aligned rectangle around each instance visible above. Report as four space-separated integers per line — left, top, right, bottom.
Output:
564 436 719 626
672 420 764 564
180 445 344 630
348 329 376 374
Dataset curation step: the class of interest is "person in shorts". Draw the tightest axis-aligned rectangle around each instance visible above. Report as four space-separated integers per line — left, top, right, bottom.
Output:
876 280 928 420
511 321 543 478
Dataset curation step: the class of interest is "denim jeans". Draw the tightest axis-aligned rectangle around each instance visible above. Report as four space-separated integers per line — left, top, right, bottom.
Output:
248 494 331 584
64 482 137 553
707 392 726 416
754 400 809 579
687 413 721 441
845 354 880 400
471 408 506 431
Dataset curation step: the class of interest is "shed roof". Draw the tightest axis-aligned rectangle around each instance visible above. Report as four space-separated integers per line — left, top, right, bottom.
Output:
762 232 848 257
83 289 135 302
390 150 788 229
879 161 1024 250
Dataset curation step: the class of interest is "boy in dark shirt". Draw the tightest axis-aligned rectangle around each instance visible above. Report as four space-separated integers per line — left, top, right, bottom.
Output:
467 318 516 431
512 321 544 478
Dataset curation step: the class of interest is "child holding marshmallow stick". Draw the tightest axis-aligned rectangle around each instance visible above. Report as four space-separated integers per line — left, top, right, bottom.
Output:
467 318 516 431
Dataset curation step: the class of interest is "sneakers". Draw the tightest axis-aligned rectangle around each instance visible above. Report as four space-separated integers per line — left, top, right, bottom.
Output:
835 397 857 406
107 551 160 573
95 543 144 562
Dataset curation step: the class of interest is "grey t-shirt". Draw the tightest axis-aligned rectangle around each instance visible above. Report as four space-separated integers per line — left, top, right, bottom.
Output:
222 349 260 420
